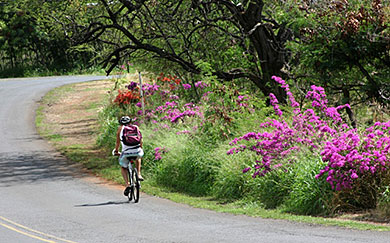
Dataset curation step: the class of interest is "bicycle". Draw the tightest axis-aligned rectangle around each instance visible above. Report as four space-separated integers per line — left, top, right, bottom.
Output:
112 150 140 203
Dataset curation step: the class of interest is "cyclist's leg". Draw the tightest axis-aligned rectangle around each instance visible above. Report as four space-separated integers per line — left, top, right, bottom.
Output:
136 148 144 180
119 154 131 188
121 166 130 187
136 157 143 180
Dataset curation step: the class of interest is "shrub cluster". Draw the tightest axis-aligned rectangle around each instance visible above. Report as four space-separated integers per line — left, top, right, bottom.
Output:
229 76 390 210
98 73 390 215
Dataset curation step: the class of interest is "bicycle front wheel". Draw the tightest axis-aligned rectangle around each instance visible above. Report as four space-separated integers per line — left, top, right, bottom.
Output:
127 168 132 202
131 168 140 203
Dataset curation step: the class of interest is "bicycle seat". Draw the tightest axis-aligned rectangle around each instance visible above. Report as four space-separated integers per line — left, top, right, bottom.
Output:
127 156 138 162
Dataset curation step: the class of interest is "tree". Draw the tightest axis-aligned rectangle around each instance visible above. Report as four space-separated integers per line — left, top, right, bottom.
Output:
63 0 293 99
287 0 390 125
0 0 97 76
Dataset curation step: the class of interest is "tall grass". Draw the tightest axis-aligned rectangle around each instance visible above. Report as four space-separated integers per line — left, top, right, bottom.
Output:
281 154 333 215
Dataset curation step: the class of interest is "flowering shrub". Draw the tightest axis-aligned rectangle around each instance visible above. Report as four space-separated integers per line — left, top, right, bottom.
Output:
317 121 390 191
154 147 169 160
229 76 390 200
142 83 160 96
156 72 181 85
139 75 207 126
114 89 139 105
228 77 325 177
182 83 191 90
195 81 208 89
126 81 138 91
237 95 249 108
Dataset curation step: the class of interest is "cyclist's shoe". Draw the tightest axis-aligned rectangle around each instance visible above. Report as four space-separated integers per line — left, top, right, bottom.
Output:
124 186 130 196
138 175 144 181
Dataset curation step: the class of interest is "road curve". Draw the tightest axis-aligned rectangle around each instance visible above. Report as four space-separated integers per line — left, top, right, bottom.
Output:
0 76 389 243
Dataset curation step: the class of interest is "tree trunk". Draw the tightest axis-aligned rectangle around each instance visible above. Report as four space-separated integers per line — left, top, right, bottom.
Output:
226 0 289 101
343 88 357 128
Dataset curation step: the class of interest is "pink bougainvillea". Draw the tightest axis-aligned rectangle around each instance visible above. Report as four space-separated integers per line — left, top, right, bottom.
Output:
228 76 390 191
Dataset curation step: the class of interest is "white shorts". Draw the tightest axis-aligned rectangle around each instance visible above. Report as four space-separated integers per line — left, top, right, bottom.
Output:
119 148 144 168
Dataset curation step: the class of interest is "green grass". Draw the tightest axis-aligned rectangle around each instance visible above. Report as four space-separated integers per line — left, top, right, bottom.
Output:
35 106 45 130
47 134 63 142
35 84 73 139
140 181 390 231
35 105 52 139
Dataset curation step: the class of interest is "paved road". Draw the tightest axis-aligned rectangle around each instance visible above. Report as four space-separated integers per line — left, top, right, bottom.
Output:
1 76 390 243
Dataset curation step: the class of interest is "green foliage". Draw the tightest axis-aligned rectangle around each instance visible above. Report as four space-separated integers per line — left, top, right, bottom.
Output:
377 186 390 219
211 149 253 201
282 155 333 215
96 104 122 150
246 166 294 209
142 127 219 196
0 0 101 77
239 153 333 215
285 0 390 106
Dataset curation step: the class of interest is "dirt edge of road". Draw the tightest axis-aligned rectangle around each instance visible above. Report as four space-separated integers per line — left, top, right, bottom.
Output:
36 80 124 188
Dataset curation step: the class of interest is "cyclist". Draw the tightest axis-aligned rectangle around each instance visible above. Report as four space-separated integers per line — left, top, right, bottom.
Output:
114 116 144 196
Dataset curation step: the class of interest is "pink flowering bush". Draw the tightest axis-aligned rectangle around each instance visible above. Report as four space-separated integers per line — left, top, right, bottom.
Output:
182 83 191 90
228 76 390 209
101 70 390 213
117 74 207 129
195 81 208 89
100 70 274 202
154 147 169 160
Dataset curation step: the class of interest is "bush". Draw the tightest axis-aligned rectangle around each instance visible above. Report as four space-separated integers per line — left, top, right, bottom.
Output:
228 76 390 213
245 166 294 209
96 104 122 150
211 146 251 200
152 134 219 196
282 154 333 215
97 73 390 217
376 186 390 220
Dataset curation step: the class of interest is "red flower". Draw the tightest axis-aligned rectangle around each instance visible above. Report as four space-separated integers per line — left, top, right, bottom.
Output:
114 89 140 105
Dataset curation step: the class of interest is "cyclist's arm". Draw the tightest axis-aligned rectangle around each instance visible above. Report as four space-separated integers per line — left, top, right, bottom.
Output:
114 125 122 153
140 129 143 148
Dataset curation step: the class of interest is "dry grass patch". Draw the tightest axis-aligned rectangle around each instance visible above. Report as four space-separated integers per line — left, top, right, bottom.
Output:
37 80 112 159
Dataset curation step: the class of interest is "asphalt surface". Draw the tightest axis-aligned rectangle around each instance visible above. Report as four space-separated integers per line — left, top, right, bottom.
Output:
1 76 390 243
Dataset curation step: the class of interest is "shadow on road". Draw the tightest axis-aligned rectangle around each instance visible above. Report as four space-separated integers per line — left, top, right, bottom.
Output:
74 200 130 207
0 150 81 187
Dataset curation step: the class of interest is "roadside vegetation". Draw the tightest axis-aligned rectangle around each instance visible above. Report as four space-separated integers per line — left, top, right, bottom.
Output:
36 73 390 231
96 67 390 222
9 0 390 229
0 1 106 78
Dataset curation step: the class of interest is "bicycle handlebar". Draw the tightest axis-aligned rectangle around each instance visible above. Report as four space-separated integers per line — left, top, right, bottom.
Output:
112 149 121 156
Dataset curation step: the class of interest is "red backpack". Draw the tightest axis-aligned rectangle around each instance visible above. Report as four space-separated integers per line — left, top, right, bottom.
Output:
121 125 142 146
